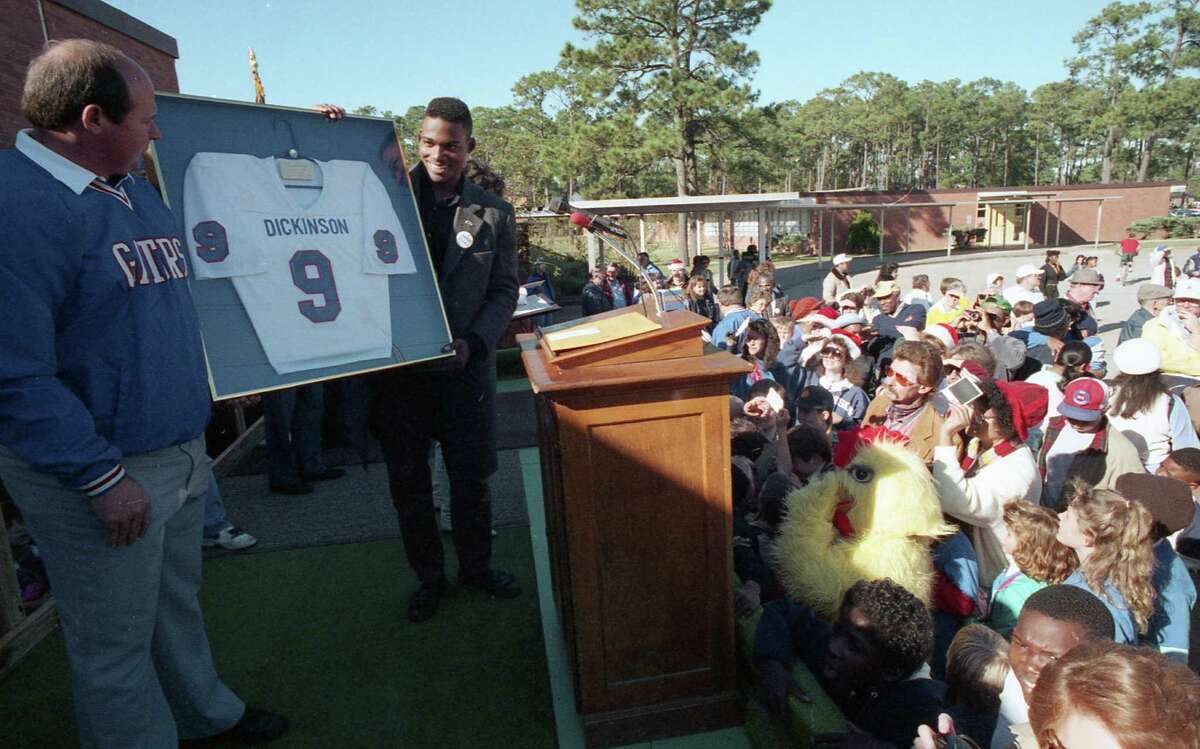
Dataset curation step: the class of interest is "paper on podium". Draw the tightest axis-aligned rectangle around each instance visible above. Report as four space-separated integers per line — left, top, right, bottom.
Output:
542 312 662 352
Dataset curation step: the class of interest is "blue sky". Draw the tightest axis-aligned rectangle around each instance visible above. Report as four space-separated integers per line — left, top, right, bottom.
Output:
108 0 1108 112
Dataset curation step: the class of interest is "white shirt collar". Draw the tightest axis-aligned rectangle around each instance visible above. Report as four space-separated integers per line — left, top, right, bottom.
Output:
16 129 102 195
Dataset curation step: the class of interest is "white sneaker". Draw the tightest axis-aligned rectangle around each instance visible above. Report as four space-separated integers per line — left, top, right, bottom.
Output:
203 525 257 550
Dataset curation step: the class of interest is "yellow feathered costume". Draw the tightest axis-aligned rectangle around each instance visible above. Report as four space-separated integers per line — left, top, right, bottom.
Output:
774 430 954 617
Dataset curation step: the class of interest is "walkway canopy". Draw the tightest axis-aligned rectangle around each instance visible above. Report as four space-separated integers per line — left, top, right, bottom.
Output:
518 190 1124 280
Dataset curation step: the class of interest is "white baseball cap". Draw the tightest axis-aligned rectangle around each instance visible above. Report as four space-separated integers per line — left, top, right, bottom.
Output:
832 253 851 265
1175 277 1200 301
1015 263 1043 279
1113 339 1161 376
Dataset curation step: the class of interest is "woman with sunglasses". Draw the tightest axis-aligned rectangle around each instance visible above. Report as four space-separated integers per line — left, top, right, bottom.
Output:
811 336 868 431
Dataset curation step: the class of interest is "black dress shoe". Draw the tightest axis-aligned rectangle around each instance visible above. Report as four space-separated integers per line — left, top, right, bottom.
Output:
180 707 289 745
408 578 448 623
268 482 313 496
301 467 346 482
459 569 522 599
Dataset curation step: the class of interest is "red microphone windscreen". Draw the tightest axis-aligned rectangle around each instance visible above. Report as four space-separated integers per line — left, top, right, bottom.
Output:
569 212 592 229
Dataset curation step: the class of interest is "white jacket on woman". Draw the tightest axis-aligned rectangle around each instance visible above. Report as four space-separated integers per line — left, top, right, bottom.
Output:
932 442 1042 587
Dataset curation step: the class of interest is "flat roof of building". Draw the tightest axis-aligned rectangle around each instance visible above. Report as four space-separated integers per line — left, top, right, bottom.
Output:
569 193 817 215
52 0 179 58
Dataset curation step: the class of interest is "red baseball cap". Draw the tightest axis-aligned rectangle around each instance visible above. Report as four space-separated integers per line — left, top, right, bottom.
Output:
1057 378 1108 422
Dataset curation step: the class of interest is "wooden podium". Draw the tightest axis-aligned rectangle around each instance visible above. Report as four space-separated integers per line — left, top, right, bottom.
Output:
519 303 751 747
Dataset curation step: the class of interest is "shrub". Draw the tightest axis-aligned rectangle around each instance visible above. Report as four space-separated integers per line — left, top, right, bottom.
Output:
1126 216 1200 239
845 211 881 253
521 244 589 296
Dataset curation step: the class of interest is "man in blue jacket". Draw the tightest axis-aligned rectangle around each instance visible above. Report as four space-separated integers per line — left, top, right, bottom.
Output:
0 40 284 747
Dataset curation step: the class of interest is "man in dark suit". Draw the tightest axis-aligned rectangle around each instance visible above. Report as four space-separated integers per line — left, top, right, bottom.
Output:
371 97 522 622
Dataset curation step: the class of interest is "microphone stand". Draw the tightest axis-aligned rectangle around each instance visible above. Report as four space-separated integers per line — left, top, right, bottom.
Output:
582 226 664 317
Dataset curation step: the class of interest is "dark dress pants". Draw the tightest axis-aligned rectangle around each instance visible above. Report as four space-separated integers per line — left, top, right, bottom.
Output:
372 358 498 584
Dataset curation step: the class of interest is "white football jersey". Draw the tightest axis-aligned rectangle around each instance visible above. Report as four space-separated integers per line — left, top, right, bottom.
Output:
183 153 416 374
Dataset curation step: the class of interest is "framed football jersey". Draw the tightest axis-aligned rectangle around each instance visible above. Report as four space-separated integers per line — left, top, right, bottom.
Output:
147 94 453 398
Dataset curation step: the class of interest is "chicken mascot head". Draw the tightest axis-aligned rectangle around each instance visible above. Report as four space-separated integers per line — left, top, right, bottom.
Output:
774 427 953 617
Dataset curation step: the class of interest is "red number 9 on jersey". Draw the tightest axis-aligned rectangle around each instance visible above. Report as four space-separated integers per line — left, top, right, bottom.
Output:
289 250 341 323
374 229 398 264
193 221 229 262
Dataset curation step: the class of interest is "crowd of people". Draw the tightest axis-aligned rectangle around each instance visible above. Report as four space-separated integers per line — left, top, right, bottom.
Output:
687 247 1200 746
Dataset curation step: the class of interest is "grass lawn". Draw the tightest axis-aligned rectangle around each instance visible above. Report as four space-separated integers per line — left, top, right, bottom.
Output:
0 532 555 748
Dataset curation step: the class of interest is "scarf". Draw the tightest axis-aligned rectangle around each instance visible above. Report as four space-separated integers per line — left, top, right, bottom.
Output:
884 400 926 436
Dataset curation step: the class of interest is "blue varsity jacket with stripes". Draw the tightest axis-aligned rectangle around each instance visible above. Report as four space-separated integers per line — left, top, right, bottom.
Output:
0 145 210 496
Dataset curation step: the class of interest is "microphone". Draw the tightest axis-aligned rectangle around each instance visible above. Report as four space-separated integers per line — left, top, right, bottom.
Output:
569 210 629 239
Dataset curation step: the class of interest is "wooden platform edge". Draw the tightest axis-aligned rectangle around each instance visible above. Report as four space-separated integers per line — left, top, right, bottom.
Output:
0 598 58 678
211 415 265 479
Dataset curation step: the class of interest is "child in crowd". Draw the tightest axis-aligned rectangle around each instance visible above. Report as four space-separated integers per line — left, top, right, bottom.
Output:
734 471 797 617
729 318 780 401
1157 447 1200 562
755 579 945 748
917 585 1115 749
1009 299 1034 331
768 316 794 354
710 284 755 351
984 502 1076 637
1114 473 1197 663
942 624 1008 747
1056 481 1156 644
930 527 982 679
1022 340 1092 432
786 423 832 484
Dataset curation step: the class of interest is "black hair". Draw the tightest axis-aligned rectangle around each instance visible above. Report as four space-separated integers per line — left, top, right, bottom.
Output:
1022 585 1115 642
22 40 132 130
747 378 788 408
731 460 753 512
1168 447 1200 477
757 472 796 528
1055 341 1094 389
841 579 934 679
787 424 831 464
977 379 1018 441
731 430 769 462
424 96 472 134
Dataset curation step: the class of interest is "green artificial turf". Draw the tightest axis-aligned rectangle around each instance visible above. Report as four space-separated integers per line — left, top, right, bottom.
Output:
0 532 554 748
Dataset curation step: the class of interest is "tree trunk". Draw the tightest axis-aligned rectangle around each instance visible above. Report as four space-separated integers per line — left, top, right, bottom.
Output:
1033 135 1040 185
1138 139 1152 182
1101 125 1117 184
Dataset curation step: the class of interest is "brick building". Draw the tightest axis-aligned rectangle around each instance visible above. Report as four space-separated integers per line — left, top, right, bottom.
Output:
811 181 1173 253
1 0 179 149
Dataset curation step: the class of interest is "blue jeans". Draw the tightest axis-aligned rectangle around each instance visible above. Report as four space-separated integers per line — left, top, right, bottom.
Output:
0 438 244 747
202 467 227 538
263 384 326 486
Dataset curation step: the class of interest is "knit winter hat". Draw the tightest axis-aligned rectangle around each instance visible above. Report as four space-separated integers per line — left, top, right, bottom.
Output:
994 380 1048 442
1033 299 1068 329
